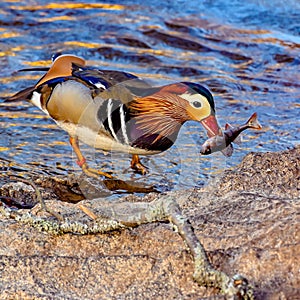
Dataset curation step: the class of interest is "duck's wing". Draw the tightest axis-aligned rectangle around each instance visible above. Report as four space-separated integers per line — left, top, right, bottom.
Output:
70 63 157 102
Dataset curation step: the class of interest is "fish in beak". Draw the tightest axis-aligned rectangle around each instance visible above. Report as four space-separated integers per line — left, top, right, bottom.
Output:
201 114 223 138
200 112 262 157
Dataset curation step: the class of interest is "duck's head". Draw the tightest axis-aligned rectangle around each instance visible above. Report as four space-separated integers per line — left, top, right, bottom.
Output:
178 82 222 137
129 82 222 141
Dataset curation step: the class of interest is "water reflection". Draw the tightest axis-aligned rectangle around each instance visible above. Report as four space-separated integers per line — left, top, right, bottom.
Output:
0 0 299 193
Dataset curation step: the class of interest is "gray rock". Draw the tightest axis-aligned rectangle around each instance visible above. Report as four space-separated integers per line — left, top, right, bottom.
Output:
0 147 299 299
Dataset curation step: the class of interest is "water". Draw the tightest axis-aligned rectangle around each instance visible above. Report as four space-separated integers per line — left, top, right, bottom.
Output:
0 0 299 195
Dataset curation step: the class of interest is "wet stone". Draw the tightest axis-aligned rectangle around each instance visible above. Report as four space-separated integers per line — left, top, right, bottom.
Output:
0 146 299 299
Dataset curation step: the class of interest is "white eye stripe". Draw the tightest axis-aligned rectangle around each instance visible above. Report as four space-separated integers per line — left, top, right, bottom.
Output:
180 93 207 106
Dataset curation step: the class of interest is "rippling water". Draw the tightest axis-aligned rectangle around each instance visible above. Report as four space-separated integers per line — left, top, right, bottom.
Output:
0 0 299 194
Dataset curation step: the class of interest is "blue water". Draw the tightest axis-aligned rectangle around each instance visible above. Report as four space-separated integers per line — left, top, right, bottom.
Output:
0 0 299 195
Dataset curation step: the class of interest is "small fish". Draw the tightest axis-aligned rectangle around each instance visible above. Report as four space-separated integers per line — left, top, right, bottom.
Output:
200 112 262 157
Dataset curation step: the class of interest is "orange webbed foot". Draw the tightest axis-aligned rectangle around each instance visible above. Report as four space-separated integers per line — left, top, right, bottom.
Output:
131 154 148 175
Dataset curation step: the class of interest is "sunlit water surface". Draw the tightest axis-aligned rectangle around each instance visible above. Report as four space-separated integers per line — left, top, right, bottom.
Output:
0 0 299 196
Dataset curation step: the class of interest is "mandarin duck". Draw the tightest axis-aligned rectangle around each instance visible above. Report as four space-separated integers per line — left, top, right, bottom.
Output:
7 54 222 178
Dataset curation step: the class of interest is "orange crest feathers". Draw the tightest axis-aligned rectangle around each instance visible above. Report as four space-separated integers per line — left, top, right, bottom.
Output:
160 83 188 94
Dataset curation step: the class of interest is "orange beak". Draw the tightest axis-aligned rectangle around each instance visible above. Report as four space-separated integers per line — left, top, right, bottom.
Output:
201 115 222 137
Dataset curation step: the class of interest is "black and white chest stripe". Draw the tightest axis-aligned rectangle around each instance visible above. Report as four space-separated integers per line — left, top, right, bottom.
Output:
97 99 131 145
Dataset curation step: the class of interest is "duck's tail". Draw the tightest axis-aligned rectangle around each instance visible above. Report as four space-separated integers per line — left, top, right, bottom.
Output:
4 86 36 102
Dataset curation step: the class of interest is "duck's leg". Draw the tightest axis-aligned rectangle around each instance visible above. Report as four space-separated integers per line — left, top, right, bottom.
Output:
69 137 155 192
131 154 148 175
69 136 114 179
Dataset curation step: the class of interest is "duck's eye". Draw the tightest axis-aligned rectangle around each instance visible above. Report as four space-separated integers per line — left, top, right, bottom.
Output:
192 101 202 108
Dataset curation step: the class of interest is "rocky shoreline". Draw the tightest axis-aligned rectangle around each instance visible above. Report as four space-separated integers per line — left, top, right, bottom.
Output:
0 147 299 299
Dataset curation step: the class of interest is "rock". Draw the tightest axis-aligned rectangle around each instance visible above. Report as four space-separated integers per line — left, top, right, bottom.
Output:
0 147 299 299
